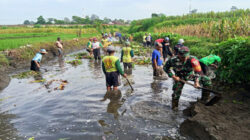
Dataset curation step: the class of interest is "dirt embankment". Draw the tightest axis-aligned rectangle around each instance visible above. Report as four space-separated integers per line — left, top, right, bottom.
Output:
0 38 89 91
180 87 250 140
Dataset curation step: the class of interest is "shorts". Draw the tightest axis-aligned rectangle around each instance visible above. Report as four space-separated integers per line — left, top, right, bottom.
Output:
163 51 168 59
123 63 132 69
58 48 63 56
153 66 164 77
30 60 40 71
106 71 120 87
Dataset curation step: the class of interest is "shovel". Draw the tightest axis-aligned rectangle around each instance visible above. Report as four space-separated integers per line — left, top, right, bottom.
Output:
179 79 222 106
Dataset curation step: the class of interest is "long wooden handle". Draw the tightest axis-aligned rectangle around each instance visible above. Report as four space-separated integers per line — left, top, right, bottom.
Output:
179 79 221 96
126 78 134 91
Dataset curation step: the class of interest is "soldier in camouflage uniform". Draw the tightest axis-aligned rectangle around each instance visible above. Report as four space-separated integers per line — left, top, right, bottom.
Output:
163 46 211 110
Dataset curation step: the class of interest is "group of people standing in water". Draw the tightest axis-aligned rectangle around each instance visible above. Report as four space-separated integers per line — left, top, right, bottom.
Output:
30 34 221 110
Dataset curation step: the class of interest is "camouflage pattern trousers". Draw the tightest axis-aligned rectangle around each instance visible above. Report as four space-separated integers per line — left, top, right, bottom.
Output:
172 75 212 100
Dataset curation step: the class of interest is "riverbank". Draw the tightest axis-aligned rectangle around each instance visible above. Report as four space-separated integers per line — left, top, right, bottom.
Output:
0 38 90 90
180 85 250 140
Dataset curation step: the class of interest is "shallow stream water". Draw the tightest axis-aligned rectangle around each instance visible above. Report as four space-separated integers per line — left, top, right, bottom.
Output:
0 47 201 140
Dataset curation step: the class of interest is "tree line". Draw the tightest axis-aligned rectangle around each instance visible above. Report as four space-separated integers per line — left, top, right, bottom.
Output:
23 15 131 25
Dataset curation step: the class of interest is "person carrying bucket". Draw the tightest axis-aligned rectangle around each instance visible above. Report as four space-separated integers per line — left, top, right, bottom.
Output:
163 46 212 110
92 37 103 61
121 41 134 75
102 46 127 92
30 49 47 71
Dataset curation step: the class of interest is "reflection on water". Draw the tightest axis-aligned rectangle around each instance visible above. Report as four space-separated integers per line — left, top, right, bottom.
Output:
89 59 103 79
0 49 201 139
58 57 65 73
103 90 124 119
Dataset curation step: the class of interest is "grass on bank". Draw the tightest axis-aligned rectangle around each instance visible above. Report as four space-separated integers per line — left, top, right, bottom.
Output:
0 33 98 51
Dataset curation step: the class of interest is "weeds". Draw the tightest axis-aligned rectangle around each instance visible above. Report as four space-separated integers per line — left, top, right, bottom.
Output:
12 71 40 79
66 59 82 66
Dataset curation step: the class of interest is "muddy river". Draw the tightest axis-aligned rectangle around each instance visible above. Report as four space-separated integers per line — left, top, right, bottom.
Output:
0 47 201 140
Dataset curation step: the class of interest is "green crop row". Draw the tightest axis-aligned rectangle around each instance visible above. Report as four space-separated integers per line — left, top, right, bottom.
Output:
0 33 97 50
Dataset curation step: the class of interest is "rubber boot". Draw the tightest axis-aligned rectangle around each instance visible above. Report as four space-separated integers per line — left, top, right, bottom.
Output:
201 89 210 104
172 99 179 110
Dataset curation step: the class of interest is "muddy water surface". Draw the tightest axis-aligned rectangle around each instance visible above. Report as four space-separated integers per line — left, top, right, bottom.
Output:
0 47 201 140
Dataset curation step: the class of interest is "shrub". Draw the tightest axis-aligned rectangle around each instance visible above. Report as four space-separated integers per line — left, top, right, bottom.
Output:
214 37 250 85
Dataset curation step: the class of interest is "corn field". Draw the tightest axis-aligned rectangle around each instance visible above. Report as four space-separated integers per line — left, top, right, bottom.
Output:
154 16 249 41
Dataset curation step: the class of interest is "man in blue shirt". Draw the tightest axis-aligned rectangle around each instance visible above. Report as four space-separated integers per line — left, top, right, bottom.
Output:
30 49 47 71
152 42 164 77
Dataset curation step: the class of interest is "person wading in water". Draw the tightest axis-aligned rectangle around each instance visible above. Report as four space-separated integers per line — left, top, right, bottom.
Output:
55 37 63 58
30 49 47 71
102 46 127 92
92 37 103 61
121 41 134 75
164 46 212 110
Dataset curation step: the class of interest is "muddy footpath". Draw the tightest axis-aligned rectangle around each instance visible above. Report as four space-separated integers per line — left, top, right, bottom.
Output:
0 45 250 140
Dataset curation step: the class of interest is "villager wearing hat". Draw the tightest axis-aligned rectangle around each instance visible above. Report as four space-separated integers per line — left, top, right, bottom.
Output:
152 42 165 77
30 49 47 71
121 41 134 75
102 46 127 91
91 37 103 61
163 46 212 110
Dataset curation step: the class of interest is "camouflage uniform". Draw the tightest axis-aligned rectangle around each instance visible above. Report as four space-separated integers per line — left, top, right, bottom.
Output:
164 55 212 108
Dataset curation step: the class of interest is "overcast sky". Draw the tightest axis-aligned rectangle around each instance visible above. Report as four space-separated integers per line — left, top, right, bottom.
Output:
0 0 249 25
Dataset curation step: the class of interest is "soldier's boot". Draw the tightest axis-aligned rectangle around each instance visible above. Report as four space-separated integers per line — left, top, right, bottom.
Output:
201 89 210 104
172 99 179 110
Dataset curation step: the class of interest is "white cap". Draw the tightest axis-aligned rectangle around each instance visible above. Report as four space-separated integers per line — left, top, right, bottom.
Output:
178 39 184 44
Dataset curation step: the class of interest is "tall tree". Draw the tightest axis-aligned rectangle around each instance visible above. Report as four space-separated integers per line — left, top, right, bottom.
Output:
90 14 99 21
231 6 238 11
151 13 159 18
190 9 198 14
47 18 54 24
64 17 71 24
23 20 30 25
72 16 84 24
36 16 46 24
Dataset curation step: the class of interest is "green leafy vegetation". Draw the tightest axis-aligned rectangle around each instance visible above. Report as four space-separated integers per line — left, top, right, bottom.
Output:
66 59 82 66
12 71 40 79
215 37 250 85
129 9 249 41
0 52 9 67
